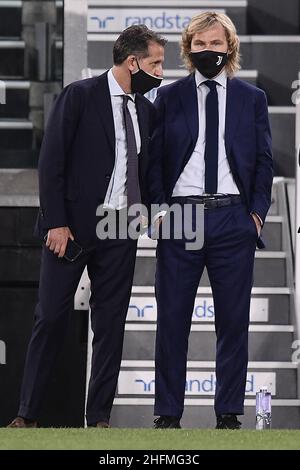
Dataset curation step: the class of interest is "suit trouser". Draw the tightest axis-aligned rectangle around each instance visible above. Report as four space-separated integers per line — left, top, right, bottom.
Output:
18 235 137 425
154 202 258 418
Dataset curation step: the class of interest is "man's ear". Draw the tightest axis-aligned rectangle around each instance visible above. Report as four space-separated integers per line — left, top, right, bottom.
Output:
127 55 137 72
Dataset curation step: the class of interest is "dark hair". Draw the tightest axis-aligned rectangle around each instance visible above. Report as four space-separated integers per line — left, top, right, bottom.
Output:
113 25 167 65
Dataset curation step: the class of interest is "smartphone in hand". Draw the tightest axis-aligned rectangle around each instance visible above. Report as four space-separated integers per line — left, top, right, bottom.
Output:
44 235 83 262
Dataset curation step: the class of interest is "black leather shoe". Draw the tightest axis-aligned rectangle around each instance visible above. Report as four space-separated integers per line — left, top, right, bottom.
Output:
7 417 38 428
96 421 110 428
154 416 181 429
88 421 110 428
216 414 241 429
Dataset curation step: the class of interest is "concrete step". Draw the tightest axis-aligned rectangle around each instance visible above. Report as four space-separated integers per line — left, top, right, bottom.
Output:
269 108 296 178
0 170 38 206
133 251 288 287
0 40 24 77
0 285 292 327
0 207 39 246
0 1 22 38
87 0 248 35
0 149 39 168
247 0 300 35
0 119 32 150
0 246 41 283
0 80 30 119
0 286 38 316
0 248 287 286
117 360 298 399
268 179 281 216
0 39 62 80
109 401 300 429
122 327 295 361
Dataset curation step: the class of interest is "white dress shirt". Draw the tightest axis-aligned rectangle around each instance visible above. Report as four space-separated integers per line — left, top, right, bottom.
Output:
172 69 239 197
103 68 141 210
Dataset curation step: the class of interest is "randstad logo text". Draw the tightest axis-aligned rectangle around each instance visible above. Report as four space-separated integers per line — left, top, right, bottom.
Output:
128 302 154 319
133 375 267 394
127 297 215 322
118 371 276 395
127 297 268 322
193 300 214 319
88 9 224 33
135 379 155 392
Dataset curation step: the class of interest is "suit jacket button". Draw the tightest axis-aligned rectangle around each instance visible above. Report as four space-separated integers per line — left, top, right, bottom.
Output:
105 175 111 181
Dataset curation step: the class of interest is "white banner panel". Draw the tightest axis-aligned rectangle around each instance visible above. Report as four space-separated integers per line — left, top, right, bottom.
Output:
118 370 276 395
88 8 225 33
127 296 269 322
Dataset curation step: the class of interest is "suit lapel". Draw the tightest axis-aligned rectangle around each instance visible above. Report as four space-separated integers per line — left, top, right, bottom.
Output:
179 73 199 146
178 75 245 156
92 72 115 155
225 78 245 156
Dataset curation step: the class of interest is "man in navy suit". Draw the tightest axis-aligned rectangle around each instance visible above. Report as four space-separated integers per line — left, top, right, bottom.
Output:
148 12 273 429
8 25 165 428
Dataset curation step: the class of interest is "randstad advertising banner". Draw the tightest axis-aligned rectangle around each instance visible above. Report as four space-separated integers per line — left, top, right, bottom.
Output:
118 371 276 395
127 297 269 322
88 8 225 33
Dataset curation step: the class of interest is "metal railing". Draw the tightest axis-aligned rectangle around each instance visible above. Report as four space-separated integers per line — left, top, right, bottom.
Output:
294 71 300 398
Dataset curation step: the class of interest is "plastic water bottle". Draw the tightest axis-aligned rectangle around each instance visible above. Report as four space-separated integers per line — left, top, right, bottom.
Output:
256 386 271 430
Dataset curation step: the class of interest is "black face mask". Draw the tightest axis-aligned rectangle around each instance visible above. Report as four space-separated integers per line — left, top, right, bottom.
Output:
189 50 228 79
131 60 163 95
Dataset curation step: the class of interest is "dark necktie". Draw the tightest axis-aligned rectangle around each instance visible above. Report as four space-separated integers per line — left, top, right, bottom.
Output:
203 80 219 194
122 95 142 213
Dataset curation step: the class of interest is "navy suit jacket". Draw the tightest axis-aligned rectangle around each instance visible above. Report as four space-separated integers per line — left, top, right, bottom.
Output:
147 73 273 248
35 71 156 247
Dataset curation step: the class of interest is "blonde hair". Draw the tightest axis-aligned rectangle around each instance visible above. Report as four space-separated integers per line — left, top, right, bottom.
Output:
181 12 241 77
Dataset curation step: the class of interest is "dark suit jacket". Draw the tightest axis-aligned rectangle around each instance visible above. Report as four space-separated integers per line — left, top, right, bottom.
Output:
35 71 156 247
147 73 273 248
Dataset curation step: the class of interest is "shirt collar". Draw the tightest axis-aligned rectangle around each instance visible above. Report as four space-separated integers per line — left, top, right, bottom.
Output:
195 68 227 89
107 68 135 101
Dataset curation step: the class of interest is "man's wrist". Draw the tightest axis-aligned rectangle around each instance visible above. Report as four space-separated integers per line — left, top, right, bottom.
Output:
251 211 263 227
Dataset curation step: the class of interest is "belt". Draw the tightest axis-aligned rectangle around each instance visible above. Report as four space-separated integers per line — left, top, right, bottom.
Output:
170 194 242 209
